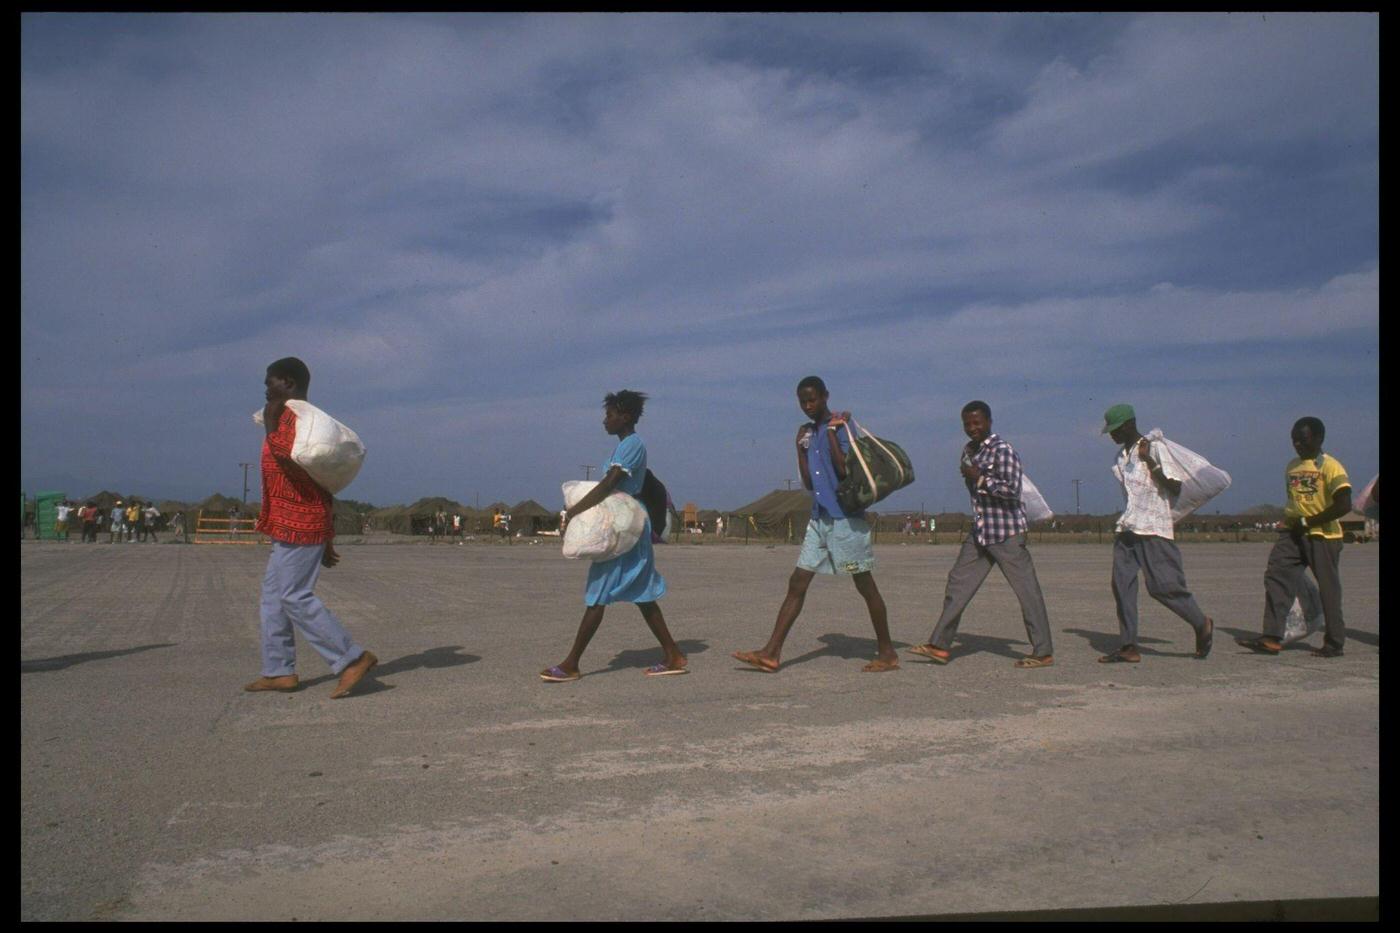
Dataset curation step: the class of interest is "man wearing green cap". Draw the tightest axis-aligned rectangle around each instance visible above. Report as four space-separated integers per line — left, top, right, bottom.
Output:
1098 405 1215 664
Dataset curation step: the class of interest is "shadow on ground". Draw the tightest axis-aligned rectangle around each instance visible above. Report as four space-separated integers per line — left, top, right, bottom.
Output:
21 643 177 673
298 646 481 694
747 632 895 671
1061 628 1177 656
599 639 711 674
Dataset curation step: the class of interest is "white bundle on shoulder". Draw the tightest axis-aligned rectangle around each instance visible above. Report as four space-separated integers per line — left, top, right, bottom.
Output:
1020 474 1054 524
560 480 648 561
1144 428 1231 522
252 400 366 495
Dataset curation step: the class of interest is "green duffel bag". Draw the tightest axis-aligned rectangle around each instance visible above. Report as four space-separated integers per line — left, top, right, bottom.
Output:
836 418 915 513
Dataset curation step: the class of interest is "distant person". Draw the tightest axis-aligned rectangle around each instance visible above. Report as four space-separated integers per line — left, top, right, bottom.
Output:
143 502 161 543
243 356 377 699
55 501 72 541
1097 405 1215 664
540 390 688 682
714 514 724 538
1237 417 1351 659
170 511 186 543
732 376 899 674
907 401 1054 669
126 500 141 542
109 502 126 543
80 502 99 543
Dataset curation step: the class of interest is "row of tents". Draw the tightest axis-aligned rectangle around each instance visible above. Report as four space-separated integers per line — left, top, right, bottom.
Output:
27 491 560 537
26 489 1370 543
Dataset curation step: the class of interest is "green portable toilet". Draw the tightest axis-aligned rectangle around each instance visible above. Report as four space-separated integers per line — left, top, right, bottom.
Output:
20 492 27 538
34 492 65 540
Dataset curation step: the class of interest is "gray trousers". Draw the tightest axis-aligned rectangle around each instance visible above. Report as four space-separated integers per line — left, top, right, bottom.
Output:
1111 532 1208 648
1262 532 1344 651
931 533 1053 656
260 542 364 677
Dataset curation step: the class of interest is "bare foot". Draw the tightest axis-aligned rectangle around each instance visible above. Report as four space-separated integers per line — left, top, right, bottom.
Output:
732 650 779 673
862 655 900 673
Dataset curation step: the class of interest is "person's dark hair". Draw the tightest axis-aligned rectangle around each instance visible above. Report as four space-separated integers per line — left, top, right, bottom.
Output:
961 400 992 421
1293 416 1325 441
267 357 311 392
796 376 827 395
604 390 648 423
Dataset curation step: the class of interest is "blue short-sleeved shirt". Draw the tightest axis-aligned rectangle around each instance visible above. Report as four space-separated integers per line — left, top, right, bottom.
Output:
607 434 647 495
807 418 860 519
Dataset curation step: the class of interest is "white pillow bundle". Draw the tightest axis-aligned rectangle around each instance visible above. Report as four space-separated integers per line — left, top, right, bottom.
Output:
252 400 365 495
560 480 647 560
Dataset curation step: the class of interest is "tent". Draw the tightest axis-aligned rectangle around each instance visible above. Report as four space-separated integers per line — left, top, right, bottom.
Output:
510 499 556 535
728 489 815 542
373 497 472 535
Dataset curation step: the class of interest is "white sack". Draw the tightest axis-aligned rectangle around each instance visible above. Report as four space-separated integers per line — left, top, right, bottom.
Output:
252 400 365 495
1020 474 1054 524
1145 428 1231 522
560 480 648 561
1353 473 1379 520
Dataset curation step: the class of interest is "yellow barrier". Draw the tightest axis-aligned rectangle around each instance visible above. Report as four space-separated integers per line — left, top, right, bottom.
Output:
193 510 266 545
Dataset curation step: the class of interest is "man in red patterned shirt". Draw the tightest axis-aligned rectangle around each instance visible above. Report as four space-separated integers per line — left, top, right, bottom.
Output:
244 357 378 698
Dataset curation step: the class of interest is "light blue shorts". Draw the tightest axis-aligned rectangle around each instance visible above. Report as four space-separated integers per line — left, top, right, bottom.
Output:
798 515 875 575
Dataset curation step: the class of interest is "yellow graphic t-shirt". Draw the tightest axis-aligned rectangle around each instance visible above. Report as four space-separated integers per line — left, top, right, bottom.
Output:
1284 454 1351 540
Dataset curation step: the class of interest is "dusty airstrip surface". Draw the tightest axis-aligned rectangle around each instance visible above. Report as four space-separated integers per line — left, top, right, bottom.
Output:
21 537 1379 921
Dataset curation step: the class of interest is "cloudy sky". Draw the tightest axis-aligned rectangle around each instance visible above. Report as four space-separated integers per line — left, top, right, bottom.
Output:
21 13 1378 515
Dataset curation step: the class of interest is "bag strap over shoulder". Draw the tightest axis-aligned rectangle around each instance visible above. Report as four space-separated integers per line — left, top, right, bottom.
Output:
842 418 907 486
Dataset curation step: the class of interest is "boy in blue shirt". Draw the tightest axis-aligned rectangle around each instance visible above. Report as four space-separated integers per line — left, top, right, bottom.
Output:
733 377 899 673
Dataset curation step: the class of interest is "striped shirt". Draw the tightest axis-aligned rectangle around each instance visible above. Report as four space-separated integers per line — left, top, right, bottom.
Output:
966 433 1028 546
257 406 335 546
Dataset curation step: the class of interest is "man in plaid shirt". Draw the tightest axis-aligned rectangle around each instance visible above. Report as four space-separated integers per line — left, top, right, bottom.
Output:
907 401 1054 668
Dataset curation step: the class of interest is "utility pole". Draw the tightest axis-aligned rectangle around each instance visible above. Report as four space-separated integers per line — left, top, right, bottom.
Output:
239 462 254 504
1072 479 1083 515
581 465 595 480
785 478 796 490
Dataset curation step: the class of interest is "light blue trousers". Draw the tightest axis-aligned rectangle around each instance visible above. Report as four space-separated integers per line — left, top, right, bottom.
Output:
260 541 363 677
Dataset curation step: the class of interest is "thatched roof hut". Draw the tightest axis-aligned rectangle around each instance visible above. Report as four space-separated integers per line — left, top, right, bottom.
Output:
510 499 556 534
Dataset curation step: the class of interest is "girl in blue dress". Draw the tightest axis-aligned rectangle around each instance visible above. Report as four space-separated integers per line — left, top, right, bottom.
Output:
540 390 688 682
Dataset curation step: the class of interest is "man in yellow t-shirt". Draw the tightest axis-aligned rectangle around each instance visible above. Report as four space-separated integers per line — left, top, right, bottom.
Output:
1237 417 1352 658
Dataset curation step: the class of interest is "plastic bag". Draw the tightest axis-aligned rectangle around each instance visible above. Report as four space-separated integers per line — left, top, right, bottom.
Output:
253 400 365 495
1353 473 1379 521
1020 474 1054 524
1144 429 1231 522
1281 574 1325 645
560 480 648 561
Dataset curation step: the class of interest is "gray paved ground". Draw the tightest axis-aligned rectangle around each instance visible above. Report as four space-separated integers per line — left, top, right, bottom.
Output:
21 537 1379 921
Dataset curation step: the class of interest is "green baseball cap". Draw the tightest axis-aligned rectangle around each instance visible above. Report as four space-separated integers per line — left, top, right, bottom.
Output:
1102 403 1136 434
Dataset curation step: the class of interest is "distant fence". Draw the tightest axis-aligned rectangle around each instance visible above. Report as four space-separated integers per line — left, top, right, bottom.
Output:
193 510 264 545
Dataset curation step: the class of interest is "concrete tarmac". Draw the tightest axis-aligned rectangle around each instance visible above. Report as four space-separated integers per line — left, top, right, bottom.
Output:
20 538 1379 921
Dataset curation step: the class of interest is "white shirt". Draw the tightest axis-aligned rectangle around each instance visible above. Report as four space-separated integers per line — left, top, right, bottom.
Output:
1112 438 1182 539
